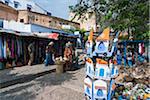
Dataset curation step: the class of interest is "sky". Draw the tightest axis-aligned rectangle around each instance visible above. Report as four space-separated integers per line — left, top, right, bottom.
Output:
33 0 77 20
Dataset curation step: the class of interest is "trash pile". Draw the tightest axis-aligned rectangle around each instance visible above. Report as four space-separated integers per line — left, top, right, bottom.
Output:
113 63 150 99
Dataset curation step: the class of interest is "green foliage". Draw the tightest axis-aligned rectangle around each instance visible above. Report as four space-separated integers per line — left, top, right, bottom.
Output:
70 0 149 40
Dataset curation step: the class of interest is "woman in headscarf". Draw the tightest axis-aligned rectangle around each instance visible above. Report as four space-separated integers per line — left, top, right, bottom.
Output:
45 42 55 66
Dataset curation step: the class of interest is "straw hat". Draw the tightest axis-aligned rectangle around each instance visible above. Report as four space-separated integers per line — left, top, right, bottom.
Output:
48 42 54 46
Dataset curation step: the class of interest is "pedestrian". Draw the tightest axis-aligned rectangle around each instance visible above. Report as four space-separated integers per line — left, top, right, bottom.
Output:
28 42 35 66
64 42 73 70
45 42 55 66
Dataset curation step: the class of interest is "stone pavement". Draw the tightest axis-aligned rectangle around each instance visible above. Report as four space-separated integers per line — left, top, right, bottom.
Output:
0 64 56 88
0 67 86 100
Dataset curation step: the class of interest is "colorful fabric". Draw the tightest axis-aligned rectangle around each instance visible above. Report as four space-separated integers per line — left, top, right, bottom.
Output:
11 38 15 58
16 39 20 57
3 37 7 59
0 36 3 59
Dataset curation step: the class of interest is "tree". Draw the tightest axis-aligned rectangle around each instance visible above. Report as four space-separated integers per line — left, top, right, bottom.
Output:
70 0 149 40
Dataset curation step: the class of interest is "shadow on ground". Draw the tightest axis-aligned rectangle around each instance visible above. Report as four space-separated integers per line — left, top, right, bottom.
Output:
0 66 84 100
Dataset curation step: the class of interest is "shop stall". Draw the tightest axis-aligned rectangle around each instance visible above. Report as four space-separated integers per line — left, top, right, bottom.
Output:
0 29 77 69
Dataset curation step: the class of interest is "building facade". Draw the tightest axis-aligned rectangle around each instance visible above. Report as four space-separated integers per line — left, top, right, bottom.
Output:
18 10 80 30
69 12 100 32
0 0 80 31
0 2 18 21
0 20 76 34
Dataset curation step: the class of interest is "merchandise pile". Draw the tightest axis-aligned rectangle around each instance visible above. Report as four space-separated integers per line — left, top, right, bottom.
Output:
113 63 150 99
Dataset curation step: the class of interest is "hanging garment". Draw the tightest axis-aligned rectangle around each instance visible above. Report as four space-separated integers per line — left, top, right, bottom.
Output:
16 39 20 57
11 38 15 58
19 39 23 55
139 43 142 54
141 43 145 54
0 36 4 59
3 37 7 59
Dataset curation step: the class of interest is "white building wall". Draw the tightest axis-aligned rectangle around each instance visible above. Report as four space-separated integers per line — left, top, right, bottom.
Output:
3 20 31 33
0 0 47 14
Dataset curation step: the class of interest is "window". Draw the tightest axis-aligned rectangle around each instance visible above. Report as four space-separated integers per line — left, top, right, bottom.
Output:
47 12 51 16
14 1 19 8
20 19 24 23
5 0 9 5
27 4 32 11
99 69 104 76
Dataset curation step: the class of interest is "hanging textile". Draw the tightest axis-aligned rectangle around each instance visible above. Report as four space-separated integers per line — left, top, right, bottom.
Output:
11 38 15 59
3 37 7 59
16 38 20 57
0 35 4 59
18 38 22 55
141 43 145 54
6 37 11 58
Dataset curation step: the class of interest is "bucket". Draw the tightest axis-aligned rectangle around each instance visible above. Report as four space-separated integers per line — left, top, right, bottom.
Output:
56 64 64 74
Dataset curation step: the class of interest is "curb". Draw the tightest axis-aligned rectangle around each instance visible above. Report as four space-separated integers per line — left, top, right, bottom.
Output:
0 68 56 89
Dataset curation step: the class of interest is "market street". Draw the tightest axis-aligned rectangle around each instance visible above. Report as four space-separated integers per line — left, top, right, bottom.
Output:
0 66 85 100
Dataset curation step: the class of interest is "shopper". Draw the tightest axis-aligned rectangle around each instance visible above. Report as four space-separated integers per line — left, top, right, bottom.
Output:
45 42 55 66
64 42 73 70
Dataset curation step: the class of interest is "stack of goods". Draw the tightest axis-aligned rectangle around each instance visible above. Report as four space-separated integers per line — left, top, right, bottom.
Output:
84 28 120 100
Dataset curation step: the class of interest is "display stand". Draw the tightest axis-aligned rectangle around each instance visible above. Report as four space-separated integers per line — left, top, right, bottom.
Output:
84 28 120 100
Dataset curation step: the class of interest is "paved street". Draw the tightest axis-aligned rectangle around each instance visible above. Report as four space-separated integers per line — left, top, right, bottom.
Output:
0 66 85 100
